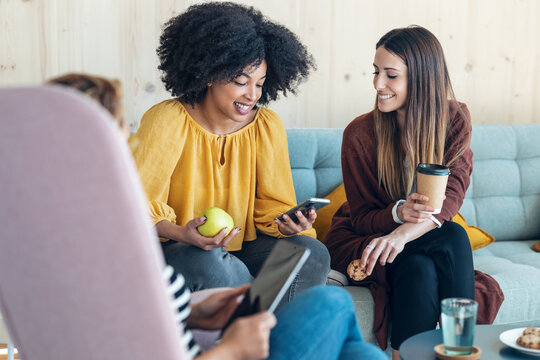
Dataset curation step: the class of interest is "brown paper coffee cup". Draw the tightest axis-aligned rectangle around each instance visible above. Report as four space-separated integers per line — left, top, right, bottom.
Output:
416 164 450 214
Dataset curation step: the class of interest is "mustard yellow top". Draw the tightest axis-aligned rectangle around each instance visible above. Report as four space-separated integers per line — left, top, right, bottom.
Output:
133 99 316 251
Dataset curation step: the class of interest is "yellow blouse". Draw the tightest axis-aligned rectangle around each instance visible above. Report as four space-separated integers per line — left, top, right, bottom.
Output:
133 99 316 251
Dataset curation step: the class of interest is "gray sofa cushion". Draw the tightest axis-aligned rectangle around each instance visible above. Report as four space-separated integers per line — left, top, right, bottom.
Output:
474 240 540 325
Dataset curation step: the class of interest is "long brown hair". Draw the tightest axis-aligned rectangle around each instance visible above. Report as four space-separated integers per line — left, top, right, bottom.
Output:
374 26 467 200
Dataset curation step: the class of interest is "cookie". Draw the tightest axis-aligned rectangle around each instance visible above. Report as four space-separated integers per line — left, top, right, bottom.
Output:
516 334 540 349
523 328 540 337
347 259 368 281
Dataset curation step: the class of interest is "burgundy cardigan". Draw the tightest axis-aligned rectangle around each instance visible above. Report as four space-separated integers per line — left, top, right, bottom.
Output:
325 101 504 349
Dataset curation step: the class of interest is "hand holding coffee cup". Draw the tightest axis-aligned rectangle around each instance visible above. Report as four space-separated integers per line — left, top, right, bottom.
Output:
397 193 437 223
415 164 450 214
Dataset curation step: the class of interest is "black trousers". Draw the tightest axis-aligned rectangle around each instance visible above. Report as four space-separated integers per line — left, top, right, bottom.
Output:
386 221 475 350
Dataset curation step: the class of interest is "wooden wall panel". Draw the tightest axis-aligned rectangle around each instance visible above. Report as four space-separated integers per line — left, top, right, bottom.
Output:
1 0 539 129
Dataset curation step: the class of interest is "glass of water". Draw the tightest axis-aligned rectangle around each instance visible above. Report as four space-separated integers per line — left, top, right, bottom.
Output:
441 298 478 355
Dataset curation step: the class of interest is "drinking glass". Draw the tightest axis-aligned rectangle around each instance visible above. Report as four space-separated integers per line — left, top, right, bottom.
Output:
441 298 478 355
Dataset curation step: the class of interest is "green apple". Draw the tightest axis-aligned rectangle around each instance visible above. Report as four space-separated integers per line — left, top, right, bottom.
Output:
197 206 235 237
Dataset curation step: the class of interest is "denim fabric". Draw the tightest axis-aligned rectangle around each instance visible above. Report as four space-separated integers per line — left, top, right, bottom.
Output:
269 286 387 360
161 241 253 291
161 234 330 307
232 234 330 309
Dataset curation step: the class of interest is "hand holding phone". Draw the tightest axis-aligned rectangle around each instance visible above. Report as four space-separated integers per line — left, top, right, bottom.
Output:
277 198 331 223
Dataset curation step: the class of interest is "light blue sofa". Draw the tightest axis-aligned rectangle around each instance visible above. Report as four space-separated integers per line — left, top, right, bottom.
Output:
286 125 540 345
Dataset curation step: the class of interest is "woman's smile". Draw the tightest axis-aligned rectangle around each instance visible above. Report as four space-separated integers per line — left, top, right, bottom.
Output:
234 101 253 115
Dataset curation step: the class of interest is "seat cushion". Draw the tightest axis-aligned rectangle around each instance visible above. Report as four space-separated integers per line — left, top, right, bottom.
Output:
473 240 540 325
343 286 378 344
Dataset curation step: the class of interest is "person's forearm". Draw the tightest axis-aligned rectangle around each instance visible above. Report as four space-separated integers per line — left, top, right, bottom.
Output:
156 220 185 243
196 342 239 360
392 219 437 244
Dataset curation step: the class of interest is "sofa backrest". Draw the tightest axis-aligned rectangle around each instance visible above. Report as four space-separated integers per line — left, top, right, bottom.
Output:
287 129 344 202
286 125 540 241
461 125 540 241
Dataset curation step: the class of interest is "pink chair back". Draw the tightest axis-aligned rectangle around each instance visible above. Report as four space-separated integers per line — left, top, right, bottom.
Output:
0 86 189 360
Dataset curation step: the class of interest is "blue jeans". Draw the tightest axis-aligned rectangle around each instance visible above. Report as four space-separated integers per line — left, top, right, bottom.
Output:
270 286 387 360
162 233 330 307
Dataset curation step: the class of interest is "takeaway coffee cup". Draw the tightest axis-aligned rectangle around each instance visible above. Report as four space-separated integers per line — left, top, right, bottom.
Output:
416 164 450 214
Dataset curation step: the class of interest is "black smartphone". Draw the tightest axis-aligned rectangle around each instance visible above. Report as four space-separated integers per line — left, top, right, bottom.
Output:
222 241 310 332
277 197 331 223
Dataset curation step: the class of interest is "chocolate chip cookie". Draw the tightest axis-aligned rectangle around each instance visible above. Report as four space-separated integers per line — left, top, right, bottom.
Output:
523 328 540 337
347 259 368 281
517 334 540 350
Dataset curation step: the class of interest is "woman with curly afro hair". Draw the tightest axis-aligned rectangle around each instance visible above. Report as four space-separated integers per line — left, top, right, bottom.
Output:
133 3 330 303
132 4 388 359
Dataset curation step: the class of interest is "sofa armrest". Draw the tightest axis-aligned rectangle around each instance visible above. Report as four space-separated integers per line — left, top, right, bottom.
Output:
327 269 349 287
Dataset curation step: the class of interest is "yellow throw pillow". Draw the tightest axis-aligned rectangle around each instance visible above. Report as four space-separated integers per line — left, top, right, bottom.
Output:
313 184 346 242
312 183 495 251
452 212 495 250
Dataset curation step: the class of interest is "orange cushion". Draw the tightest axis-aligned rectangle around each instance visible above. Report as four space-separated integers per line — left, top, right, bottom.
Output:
313 184 346 242
312 183 495 250
452 212 495 250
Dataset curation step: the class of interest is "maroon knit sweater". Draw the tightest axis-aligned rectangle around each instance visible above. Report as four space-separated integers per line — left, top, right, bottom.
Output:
325 101 504 349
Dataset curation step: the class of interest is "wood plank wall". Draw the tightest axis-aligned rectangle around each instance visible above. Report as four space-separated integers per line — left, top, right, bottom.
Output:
1 0 539 130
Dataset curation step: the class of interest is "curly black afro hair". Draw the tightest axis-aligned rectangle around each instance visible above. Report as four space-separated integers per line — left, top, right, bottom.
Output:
157 2 315 106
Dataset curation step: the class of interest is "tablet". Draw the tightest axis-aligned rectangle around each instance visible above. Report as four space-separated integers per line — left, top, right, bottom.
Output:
222 240 310 331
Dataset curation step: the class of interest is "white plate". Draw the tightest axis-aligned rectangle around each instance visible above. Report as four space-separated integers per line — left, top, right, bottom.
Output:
499 327 540 357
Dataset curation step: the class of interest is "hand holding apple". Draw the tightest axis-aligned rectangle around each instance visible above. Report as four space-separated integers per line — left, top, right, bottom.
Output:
155 211 240 251
197 207 235 237
173 207 238 251
175 213 240 251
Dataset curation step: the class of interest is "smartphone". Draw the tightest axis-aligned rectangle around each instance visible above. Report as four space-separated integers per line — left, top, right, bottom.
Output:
222 241 310 332
277 197 331 223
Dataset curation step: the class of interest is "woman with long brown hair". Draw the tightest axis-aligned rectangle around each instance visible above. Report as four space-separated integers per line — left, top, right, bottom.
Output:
325 26 500 359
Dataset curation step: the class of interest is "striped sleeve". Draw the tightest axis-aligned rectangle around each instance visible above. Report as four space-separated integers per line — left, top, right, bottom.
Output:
163 266 202 358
